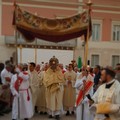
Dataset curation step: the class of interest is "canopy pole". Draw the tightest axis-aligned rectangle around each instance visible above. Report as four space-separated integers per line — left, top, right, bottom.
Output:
14 2 17 65
35 38 37 64
13 1 20 120
15 29 18 65
19 45 22 63
13 0 18 65
82 1 92 120
84 0 92 67
84 26 89 67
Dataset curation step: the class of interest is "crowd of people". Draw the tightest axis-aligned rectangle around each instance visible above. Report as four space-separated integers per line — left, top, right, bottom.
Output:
0 57 120 120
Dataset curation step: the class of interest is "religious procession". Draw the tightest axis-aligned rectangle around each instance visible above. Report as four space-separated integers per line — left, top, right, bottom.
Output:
0 58 120 120
0 0 120 120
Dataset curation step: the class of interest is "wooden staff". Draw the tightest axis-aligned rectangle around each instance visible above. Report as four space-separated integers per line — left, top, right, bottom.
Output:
17 74 20 120
35 38 37 64
15 30 18 65
84 0 92 67
13 0 18 65
81 81 85 120
82 1 92 120
13 1 20 119
34 12 38 64
19 45 22 63
84 26 89 67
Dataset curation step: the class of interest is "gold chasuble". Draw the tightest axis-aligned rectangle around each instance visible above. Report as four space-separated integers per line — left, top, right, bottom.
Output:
43 67 65 111
63 70 77 110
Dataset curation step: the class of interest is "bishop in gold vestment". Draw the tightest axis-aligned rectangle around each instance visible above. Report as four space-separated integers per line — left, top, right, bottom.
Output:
43 57 64 120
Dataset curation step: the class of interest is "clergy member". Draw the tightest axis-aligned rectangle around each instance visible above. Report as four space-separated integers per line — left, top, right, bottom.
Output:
10 64 33 120
75 70 94 120
63 64 77 115
37 64 49 114
28 62 39 111
43 57 64 120
35 64 41 113
90 68 120 120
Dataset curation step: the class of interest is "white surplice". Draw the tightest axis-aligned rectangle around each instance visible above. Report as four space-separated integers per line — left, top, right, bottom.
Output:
10 72 33 119
28 70 39 108
1 68 13 85
91 79 120 120
75 74 94 120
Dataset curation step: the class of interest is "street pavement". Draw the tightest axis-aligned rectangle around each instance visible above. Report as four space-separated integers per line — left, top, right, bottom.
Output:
0 113 76 120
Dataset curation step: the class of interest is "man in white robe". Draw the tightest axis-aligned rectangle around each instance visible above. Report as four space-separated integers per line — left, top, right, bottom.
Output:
0 63 13 113
10 64 33 120
37 64 48 114
28 62 39 110
63 64 77 115
35 64 41 113
75 70 94 120
35 64 41 74
90 68 120 120
74 67 81 79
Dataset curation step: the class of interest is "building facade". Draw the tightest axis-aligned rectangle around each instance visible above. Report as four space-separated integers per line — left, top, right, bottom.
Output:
75 0 120 68
0 0 120 67
0 0 79 65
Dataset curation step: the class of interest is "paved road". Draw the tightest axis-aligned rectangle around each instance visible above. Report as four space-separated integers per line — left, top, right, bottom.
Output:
0 113 76 120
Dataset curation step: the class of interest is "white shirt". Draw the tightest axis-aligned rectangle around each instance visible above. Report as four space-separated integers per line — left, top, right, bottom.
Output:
0 68 13 85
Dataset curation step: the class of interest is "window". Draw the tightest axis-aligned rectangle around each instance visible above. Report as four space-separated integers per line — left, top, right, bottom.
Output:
92 23 100 41
91 55 99 67
113 25 120 41
112 55 120 68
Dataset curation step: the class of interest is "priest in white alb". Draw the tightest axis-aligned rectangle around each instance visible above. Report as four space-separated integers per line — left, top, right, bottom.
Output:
63 64 76 115
37 64 49 114
28 62 39 110
75 70 94 120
